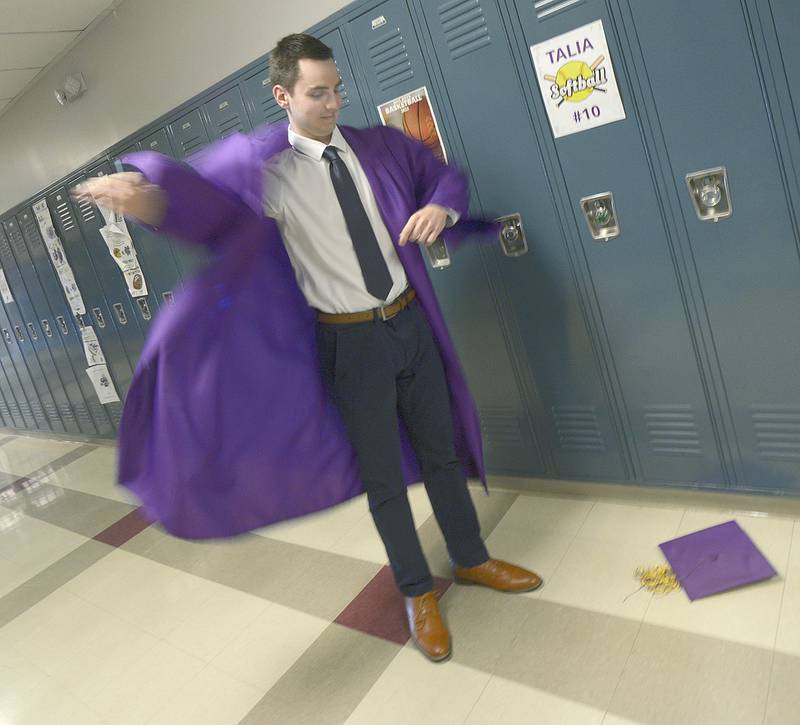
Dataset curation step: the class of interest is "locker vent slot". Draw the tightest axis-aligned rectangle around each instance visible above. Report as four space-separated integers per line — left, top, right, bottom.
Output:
59 404 76 423
753 405 800 460
5 221 27 257
645 405 701 456
534 0 584 20
439 0 491 60
44 402 59 421
217 117 245 138
18 400 32 420
179 134 206 157
553 405 605 451
368 29 414 90
76 197 97 224
54 199 76 232
479 406 525 447
7 402 20 419
76 405 93 428
30 401 47 425
0 402 9 420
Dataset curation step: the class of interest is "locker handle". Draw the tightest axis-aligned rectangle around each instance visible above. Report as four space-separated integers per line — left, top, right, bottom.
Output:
2 329 11 343
13 326 24 342
162 290 174 305
26 323 38 341
136 298 152 320
92 308 106 328
56 316 69 335
41 320 53 338
112 303 127 325
496 214 529 257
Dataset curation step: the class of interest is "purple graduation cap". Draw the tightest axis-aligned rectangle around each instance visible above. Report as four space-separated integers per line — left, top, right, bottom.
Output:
659 520 777 601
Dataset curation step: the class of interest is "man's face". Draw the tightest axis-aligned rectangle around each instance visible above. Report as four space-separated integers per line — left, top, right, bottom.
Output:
273 58 342 142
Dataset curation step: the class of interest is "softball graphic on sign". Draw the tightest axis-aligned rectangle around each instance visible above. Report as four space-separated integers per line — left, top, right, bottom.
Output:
531 20 626 138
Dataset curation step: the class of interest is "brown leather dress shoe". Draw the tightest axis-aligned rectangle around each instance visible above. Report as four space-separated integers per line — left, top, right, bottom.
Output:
453 558 543 593
404 591 451 662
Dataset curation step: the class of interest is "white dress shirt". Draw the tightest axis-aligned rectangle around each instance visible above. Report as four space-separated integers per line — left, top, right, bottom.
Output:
263 126 409 314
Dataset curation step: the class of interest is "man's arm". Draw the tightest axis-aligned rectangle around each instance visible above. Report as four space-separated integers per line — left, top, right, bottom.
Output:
73 132 261 250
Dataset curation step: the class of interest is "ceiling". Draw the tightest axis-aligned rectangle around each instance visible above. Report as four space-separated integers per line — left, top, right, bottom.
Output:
0 0 123 118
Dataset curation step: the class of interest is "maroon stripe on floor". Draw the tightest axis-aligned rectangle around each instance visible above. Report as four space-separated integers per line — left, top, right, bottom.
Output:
93 507 152 547
334 566 452 645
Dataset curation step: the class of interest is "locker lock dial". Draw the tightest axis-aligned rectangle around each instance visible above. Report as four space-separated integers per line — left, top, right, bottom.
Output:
580 192 619 241
495 214 528 257
686 166 731 222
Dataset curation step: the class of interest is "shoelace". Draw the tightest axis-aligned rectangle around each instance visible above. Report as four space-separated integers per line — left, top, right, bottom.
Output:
414 594 436 628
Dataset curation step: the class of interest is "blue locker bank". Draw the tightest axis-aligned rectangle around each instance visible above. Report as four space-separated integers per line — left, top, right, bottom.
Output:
0 0 798 496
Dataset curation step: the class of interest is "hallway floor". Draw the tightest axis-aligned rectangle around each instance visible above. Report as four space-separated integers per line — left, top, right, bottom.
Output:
0 432 798 724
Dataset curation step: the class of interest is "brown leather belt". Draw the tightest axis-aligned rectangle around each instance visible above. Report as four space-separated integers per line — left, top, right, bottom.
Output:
317 288 416 324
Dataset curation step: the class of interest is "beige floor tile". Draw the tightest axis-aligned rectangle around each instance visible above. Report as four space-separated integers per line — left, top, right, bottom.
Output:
608 623 772 725
484 521 574 594
254 495 369 549
211 601 328 690
0 513 88 597
38 446 134 505
80 637 206 725
241 624 400 725
775 524 800 655
0 436 83 476
765 651 800 724
539 538 658 621
465 674 606 724
145 664 263 725
345 645 490 725
328 514 388 564
493 599 640 710
64 549 219 639
443 585 535 672
602 715 648 724
576 502 684 548
492 493 594 537
0 672 110 725
163 582 269 661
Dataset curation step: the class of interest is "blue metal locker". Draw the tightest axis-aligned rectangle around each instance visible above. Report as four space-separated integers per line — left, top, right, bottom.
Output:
22 198 114 437
616 0 800 490
46 188 131 429
488 0 726 485
8 211 83 434
346 0 546 474
414 0 630 480
0 222 51 431
16 209 102 436
203 84 252 140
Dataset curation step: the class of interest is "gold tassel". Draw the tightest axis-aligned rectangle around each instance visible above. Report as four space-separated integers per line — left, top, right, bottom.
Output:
634 564 681 595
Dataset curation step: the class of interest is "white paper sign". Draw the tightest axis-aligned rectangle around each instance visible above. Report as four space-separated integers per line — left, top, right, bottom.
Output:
32 199 86 315
86 365 120 404
99 224 139 272
0 269 13 304
81 326 106 366
123 266 148 298
530 20 626 138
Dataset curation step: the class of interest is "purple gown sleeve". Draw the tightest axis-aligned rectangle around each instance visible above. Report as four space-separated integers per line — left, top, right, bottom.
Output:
121 132 263 250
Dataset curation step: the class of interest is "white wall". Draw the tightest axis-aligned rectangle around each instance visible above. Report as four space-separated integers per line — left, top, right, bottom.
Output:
0 0 345 213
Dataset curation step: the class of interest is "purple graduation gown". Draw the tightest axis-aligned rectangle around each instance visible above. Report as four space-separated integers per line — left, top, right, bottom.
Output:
118 121 494 539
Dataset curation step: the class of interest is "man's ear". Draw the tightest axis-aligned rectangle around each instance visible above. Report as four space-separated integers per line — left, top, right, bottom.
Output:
273 84 290 110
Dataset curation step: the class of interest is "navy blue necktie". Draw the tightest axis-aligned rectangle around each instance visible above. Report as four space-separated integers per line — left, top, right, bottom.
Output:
322 146 393 301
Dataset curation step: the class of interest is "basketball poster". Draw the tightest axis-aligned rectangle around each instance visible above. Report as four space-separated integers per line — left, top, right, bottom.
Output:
377 87 448 163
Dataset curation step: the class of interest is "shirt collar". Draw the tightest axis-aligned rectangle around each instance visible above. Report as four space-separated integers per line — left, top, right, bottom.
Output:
288 125 347 161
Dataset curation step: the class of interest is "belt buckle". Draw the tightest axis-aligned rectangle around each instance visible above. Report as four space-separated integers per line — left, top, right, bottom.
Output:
378 304 389 322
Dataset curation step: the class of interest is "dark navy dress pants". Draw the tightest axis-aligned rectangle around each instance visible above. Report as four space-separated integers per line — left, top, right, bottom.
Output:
316 300 489 596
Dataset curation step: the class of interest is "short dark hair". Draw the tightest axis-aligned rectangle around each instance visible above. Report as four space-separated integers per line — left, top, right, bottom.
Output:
270 34 334 93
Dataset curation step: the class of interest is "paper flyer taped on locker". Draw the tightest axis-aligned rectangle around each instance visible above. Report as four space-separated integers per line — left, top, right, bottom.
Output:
0 268 13 304
32 199 86 315
81 326 106 367
99 223 138 272
530 19 626 138
377 87 448 163
86 364 120 405
123 267 148 298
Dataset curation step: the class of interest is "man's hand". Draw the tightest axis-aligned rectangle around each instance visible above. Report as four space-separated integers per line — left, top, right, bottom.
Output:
398 204 449 247
71 172 168 227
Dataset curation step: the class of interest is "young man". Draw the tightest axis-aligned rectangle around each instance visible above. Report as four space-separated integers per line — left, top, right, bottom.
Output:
76 34 541 662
